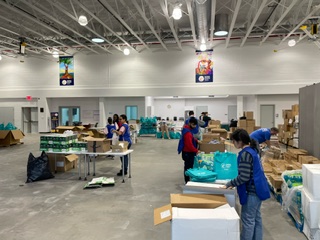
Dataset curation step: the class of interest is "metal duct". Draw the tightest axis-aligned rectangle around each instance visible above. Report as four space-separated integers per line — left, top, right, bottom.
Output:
194 0 211 45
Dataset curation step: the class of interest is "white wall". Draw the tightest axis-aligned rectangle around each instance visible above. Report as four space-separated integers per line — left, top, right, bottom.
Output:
0 42 319 98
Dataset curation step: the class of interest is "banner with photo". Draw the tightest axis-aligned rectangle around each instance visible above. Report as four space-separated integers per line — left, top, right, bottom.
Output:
59 56 74 86
195 50 213 83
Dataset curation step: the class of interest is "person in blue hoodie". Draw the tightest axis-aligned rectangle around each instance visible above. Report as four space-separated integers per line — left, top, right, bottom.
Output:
222 129 270 240
112 114 132 176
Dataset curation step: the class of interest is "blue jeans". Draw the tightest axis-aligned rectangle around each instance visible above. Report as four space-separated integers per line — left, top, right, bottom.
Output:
241 194 263 240
120 143 131 172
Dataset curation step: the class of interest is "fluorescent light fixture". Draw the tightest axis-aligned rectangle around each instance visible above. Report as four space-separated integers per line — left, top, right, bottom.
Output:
288 39 296 47
214 14 228 36
92 38 104 43
78 15 88 26
200 44 207 51
172 6 182 20
52 51 59 58
123 48 130 55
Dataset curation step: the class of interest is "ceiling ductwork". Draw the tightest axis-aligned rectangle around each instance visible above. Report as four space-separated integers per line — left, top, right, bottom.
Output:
194 0 211 48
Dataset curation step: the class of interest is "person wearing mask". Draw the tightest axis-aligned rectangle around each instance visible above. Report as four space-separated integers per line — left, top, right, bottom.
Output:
112 114 132 176
185 111 205 139
250 127 279 149
178 117 200 183
221 129 270 240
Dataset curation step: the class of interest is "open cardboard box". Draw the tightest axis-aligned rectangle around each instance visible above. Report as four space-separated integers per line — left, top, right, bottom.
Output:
83 136 111 153
111 141 129 152
154 194 227 225
0 130 24 146
47 153 78 173
199 142 225 154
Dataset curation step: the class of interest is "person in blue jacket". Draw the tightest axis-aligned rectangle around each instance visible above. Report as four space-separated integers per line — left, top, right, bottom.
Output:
104 117 116 139
250 127 278 148
112 114 132 176
222 129 270 240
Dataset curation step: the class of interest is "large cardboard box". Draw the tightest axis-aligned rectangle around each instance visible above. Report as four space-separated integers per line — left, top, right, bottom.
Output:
202 133 220 142
83 137 111 153
298 155 319 164
111 141 129 152
171 205 240 240
238 120 246 127
199 143 225 154
246 119 255 127
56 126 85 133
210 129 228 139
243 111 254 119
0 130 24 146
246 126 254 134
154 194 227 225
269 174 283 189
47 153 78 173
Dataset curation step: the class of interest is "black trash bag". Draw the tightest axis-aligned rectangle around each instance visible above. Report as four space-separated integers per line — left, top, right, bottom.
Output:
26 151 54 183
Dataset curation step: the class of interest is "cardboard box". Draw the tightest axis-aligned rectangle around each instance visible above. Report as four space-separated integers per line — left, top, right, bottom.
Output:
246 126 254 134
243 111 254 119
154 194 227 225
210 129 228 139
199 143 225 154
246 119 255 127
202 133 220 142
230 127 237 133
171 205 240 240
0 130 24 146
298 155 319 164
272 167 283 176
269 174 283 189
238 120 246 127
208 120 221 126
56 126 85 133
83 137 111 153
47 153 78 172
111 141 129 152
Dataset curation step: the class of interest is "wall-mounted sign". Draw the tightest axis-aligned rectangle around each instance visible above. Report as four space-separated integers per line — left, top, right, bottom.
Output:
59 56 74 86
195 50 213 83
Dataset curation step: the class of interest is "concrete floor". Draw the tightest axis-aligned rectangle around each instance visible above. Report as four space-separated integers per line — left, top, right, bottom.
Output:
0 134 307 240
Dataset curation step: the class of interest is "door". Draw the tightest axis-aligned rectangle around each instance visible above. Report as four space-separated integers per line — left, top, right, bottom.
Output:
22 107 38 133
126 105 138 120
260 105 275 128
59 107 80 126
227 105 237 122
195 106 208 119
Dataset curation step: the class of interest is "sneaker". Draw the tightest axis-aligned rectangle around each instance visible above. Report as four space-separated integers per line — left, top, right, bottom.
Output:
117 171 127 176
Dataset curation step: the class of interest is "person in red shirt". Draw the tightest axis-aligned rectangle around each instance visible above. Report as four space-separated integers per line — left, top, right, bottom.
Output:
178 117 200 183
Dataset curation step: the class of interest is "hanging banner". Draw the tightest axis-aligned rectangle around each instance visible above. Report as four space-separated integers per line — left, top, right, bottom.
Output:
59 56 74 86
195 50 213 83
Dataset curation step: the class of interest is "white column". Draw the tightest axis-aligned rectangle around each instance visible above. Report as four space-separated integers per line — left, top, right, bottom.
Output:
145 96 154 117
38 97 50 132
99 97 106 127
237 96 244 118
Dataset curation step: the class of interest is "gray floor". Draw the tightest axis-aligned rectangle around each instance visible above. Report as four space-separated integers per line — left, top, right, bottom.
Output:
0 134 306 240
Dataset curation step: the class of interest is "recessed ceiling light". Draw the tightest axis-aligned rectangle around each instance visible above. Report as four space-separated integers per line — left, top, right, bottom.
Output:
172 6 182 20
214 30 228 36
0 55 2 61
92 38 104 43
288 39 296 47
52 51 59 58
123 48 130 55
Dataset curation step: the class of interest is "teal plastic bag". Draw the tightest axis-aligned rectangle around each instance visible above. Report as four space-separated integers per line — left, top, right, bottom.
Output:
0 123 4 130
214 151 238 180
4 122 17 130
185 168 217 182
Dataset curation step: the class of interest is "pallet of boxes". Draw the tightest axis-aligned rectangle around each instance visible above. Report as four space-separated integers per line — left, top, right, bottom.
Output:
234 111 260 134
200 120 226 153
278 104 299 148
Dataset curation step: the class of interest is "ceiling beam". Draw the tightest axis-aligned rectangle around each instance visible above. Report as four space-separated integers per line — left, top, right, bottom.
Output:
281 4 320 44
260 0 298 44
131 0 168 50
240 0 268 47
209 0 217 48
226 0 242 48
98 0 151 51
159 0 182 50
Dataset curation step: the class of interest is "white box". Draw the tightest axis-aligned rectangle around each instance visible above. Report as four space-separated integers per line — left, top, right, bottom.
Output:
183 181 236 208
171 204 240 240
302 164 320 200
302 188 320 228
303 221 320 240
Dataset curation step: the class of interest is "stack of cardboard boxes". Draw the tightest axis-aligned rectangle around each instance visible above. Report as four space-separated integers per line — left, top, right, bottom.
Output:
278 104 299 147
231 111 260 135
200 122 227 153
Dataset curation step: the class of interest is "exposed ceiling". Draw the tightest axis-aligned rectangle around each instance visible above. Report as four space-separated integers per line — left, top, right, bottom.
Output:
1 0 320 60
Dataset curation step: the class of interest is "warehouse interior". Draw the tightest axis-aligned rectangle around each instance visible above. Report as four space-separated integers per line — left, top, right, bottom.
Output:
1 0 320 239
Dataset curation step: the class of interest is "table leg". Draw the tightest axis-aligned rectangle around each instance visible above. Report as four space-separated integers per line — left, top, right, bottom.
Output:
122 157 125 183
93 156 96 176
78 155 82 180
54 154 57 173
84 154 87 181
87 155 90 175
129 153 132 178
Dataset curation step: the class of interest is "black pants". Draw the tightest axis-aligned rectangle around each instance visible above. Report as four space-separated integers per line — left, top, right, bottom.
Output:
182 152 196 183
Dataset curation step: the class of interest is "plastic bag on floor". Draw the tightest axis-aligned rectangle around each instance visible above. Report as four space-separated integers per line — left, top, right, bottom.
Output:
26 151 54 183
